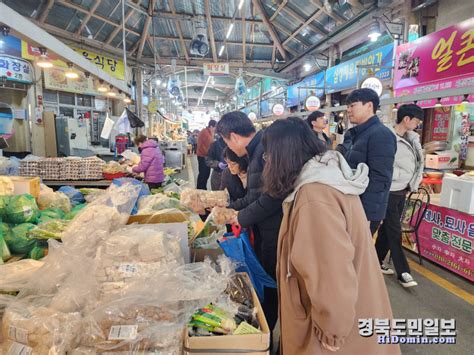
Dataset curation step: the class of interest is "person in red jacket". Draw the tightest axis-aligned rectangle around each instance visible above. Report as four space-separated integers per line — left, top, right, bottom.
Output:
196 120 216 190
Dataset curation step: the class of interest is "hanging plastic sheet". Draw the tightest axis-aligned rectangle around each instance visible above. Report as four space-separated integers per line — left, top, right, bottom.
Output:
125 108 145 128
218 229 276 301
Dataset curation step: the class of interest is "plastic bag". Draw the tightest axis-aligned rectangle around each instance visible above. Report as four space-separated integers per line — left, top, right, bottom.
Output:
219 231 276 301
58 186 86 207
1 232 11 262
27 220 69 240
0 176 14 195
37 190 71 213
4 194 39 224
64 203 87 220
5 223 37 255
136 193 184 215
0 259 44 293
112 178 150 215
210 206 237 225
0 195 10 218
2 296 82 354
38 208 66 224
180 188 229 214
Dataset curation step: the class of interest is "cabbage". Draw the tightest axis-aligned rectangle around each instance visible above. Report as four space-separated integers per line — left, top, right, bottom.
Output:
5 223 37 254
5 194 39 224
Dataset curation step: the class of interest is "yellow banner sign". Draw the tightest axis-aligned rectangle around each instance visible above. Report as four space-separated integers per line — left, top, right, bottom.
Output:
21 42 125 81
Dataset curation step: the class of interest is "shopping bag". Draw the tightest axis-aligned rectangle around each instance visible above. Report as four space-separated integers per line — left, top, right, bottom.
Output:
218 230 276 301
100 113 115 139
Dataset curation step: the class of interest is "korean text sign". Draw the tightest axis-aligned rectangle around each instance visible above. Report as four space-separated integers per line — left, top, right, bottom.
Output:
417 203 473 281
325 43 394 94
0 55 33 84
286 71 325 107
394 18 474 98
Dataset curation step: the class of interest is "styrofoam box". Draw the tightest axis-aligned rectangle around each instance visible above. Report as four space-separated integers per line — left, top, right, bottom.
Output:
440 174 474 214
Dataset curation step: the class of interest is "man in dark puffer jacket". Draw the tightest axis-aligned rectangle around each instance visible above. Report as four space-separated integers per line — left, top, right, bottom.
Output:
216 111 282 333
337 88 397 235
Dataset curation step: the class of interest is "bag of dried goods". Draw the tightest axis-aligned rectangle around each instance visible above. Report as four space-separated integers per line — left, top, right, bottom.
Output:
180 189 229 214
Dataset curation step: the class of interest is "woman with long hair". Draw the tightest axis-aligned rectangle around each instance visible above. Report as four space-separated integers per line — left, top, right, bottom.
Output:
262 117 399 354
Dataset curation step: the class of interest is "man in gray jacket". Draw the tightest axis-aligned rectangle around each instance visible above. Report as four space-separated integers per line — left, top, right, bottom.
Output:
376 104 424 288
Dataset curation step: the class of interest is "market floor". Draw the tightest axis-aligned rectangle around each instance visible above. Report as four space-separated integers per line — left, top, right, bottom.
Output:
180 155 474 354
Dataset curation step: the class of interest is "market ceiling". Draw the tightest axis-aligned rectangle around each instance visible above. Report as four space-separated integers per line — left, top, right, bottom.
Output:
3 0 378 72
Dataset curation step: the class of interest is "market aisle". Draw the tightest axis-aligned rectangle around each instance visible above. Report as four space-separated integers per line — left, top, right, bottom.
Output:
384 252 473 354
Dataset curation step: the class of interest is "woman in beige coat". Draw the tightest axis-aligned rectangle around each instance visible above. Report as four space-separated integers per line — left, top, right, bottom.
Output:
262 118 400 355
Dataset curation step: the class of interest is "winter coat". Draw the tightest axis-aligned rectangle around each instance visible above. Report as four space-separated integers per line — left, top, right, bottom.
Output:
337 116 396 222
230 131 284 278
277 151 400 355
197 128 214 157
132 140 164 183
390 128 424 192
220 168 246 203
205 138 227 173
317 131 332 148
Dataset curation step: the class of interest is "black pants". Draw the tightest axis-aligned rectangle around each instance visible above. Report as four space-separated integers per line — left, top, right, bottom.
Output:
370 220 381 235
147 182 162 190
375 192 410 277
196 156 210 190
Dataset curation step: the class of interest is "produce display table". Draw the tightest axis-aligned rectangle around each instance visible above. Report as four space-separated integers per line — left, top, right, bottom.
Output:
43 179 111 188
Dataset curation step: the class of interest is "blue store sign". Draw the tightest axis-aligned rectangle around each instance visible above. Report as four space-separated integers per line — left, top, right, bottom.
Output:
0 55 33 84
325 43 394 94
287 71 325 107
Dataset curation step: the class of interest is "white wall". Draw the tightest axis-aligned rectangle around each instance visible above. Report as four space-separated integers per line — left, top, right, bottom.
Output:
436 0 474 30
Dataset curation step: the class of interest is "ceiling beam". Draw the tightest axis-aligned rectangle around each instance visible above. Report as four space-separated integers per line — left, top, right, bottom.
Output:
137 0 154 59
204 0 218 63
168 0 189 62
39 0 55 23
272 22 309 52
151 35 273 48
76 0 102 35
309 0 345 24
56 0 142 37
281 5 327 36
283 9 323 45
251 0 287 60
269 0 288 21
105 7 135 45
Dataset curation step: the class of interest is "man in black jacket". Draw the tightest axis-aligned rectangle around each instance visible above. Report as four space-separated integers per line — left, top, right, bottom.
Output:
205 137 227 190
216 111 282 332
337 88 397 235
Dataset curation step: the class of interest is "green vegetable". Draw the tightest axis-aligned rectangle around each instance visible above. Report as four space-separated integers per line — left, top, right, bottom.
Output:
28 246 46 260
0 196 10 219
0 232 11 262
28 220 69 240
5 223 37 254
65 203 86 220
5 194 39 224
38 208 66 224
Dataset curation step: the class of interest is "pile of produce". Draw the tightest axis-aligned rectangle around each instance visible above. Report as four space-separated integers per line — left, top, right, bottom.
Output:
180 189 229 215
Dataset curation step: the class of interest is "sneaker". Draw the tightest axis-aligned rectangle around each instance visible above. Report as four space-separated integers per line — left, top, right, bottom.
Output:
399 273 418 288
381 265 394 275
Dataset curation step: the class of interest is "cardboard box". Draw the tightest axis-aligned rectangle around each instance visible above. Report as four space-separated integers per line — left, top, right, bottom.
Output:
440 174 474 214
183 274 270 355
425 150 459 170
9 176 40 198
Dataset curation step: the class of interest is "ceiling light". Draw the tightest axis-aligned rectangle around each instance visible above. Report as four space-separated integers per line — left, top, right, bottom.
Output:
233 96 237 101
238 0 245 10
392 105 398 112
1 25 10 37
218 45 225 57
65 62 79 79
226 23 234 39
461 94 469 105
36 47 53 68
304 63 312 72
124 97 132 104
271 85 276 91
368 22 381 42
98 81 108 92
162 82 167 88
435 98 442 107
107 91 116 97
247 88 251 93
156 79 162 85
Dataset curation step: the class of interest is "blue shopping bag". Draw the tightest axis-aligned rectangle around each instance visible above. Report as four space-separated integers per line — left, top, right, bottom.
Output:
218 230 276 301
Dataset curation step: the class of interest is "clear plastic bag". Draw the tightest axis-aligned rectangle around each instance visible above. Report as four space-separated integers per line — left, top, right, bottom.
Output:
0 260 44 293
210 206 237 225
136 193 185 215
2 295 82 354
180 188 229 214
37 187 71 213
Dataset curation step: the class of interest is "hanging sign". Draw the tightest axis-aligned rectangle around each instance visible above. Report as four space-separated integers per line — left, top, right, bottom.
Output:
305 96 321 111
0 55 33 84
203 63 229 76
71 47 125 80
394 18 474 105
43 67 100 95
361 77 383 96
272 103 285 116
432 107 451 141
286 71 325 107
248 112 257 121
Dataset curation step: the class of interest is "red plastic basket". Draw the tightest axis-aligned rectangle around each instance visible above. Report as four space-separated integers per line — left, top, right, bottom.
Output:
103 172 126 180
